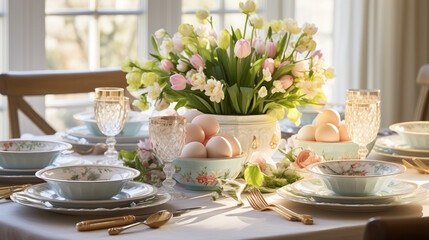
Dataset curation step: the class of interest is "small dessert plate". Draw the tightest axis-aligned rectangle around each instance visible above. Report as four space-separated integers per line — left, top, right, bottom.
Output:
290 178 418 204
66 126 148 144
376 135 429 157
0 167 40 176
24 181 157 209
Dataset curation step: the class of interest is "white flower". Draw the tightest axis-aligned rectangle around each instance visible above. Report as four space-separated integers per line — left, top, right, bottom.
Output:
303 23 318 36
172 33 184 53
324 67 335 79
296 79 317 98
263 67 272 82
249 15 264 29
195 26 209 38
160 38 173 57
155 98 170 111
177 59 189 72
204 79 225 103
239 0 257 14
296 45 307 53
258 86 267 98
271 80 286 94
312 57 325 76
190 69 206 91
154 28 166 39
188 44 198 53
283 18 301 34
147 82 162 99
186 69 196 80
292 61 309 78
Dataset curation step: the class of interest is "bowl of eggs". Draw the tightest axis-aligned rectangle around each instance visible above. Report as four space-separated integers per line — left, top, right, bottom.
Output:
172 110 246 191
291 109 375 160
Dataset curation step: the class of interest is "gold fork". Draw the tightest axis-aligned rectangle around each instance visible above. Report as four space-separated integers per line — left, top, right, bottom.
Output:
412 159 429 171
249 188 314 225
0 184 32 200
402 159 429 174
247 191 297 221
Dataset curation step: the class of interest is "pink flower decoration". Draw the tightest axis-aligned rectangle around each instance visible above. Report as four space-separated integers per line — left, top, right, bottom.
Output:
266 41 276 58
279 75 293 89
234 39 251 59
170 74 187 90
279 61 290 69
295 150 322 169
160 60 175 73
190 54 205 70
312 49 323 59
262 58 275 74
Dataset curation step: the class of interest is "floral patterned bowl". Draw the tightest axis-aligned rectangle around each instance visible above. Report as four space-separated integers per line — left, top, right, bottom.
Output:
35 165 140 200
389 121 429 149
172 154 246 191
74 111 149 136
0 140 72 169
306 160 406 196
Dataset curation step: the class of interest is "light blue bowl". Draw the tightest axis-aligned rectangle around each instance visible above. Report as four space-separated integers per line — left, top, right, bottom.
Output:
173 154 246 191
35 165 140 200
74 111 149 137
0 140 72 169
291 136 376 160
390 121 429 149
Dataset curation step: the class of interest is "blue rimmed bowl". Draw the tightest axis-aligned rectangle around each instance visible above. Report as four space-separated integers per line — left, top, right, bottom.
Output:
306 160 406 196
0 140 72 169
172 154 246 191
389 121 429 150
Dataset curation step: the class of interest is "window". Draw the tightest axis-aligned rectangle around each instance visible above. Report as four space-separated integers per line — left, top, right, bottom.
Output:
44 0 146 131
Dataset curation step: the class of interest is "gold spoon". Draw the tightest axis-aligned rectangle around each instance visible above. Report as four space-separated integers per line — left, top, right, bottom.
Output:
108 210 172 235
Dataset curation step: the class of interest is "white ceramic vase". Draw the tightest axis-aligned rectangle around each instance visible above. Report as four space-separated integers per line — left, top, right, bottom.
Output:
211 114 281 159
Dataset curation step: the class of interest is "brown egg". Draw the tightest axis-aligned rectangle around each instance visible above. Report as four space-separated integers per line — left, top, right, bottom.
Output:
192 115 220 137
297 125 316 141
185 123 205 144
206 136 232 158
314 109 341 128
338 123 352 141
182 109 203 122
217 134 242 156
180 142 207 158
315 123 340 142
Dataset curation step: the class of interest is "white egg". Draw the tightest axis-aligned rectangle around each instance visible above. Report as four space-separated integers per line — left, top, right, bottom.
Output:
314 109 341 128
297 125 316 141
315 123 340 142
180 142 207 158
185 123 205 144
338 123 352 141
192 115 220 137
182 109 203 122
217 134 242 156
206 136 232 158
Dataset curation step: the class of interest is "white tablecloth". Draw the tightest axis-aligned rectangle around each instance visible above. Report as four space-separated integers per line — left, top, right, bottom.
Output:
1 145 428 240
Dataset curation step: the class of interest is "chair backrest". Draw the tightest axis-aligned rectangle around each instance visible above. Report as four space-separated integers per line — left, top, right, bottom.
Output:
0 69 128 138
414 64 429 120
364 216 429 240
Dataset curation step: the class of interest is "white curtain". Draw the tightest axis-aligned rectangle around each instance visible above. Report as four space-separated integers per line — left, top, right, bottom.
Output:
334 0 429 127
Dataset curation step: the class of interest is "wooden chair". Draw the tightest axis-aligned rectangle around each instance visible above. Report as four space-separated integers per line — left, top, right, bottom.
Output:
363 216 429 240
414 64 429 121
0 69 128 138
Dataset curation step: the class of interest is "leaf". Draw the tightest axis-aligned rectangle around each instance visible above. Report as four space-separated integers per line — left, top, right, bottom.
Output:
267 26 273 39
216 48 231 81
227 84 242 114
235 28 242 40
149 53 162 61
272 64 295 80
239 49 254 87
119 150 138 160
274 33 288 59
240 87 254 114
244 165 264 188
229 36 237 85
151 35 160 56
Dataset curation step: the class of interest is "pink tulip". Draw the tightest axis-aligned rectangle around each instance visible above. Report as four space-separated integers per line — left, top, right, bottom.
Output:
266 41 276 58
160 60 175 73
279 75 293 89
190 54 205 70
170 74 187 90
279 61 290 69
262 58 275 74
234 39 251 59
312 50 323 59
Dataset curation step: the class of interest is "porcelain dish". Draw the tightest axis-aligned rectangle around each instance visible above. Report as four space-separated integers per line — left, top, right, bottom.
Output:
11 192 170 216
173 154 246 191
35 165 140 200
66 126 148 144
306 160 406 196
24 182 157 209
290 178 418 204
0 167 40 175
375 135 429 157
0 140 72 169
277 185 428 212
74 111 149 137
389 121 429 150
372 147 429 162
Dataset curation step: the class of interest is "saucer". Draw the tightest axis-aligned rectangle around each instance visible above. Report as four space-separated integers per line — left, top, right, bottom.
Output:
24 181 157 209
290 179 418 204
376 135 429 157
0 167 40 176
66 126 149 144
277 185 428 212
372 147 429 161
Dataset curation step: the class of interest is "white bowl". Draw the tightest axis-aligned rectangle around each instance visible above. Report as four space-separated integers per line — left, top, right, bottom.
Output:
306 160 406 196
74 111 149 136
389 121 429 149
0 140 72 169
35 165 140 200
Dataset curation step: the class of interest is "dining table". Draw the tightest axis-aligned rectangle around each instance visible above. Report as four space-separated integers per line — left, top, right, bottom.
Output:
0 135 428 240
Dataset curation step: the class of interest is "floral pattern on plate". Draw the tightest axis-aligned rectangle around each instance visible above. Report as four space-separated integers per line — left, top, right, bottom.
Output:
0 141 64 152
314 161 399 176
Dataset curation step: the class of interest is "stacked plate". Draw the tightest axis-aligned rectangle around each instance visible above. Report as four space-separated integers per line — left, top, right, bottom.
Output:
277 178 428 212
373 135 429 161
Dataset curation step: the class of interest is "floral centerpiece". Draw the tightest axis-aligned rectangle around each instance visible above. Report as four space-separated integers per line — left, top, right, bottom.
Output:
121 0 334 125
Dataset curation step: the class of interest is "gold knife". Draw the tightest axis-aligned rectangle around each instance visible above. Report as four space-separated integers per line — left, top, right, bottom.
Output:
76 207 201 231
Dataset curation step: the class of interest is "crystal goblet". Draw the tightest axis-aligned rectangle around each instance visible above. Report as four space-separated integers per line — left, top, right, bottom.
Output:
94 87 124 99
149 116 186 199
94 96 129 165
345 100 380 160
346 89 380 103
